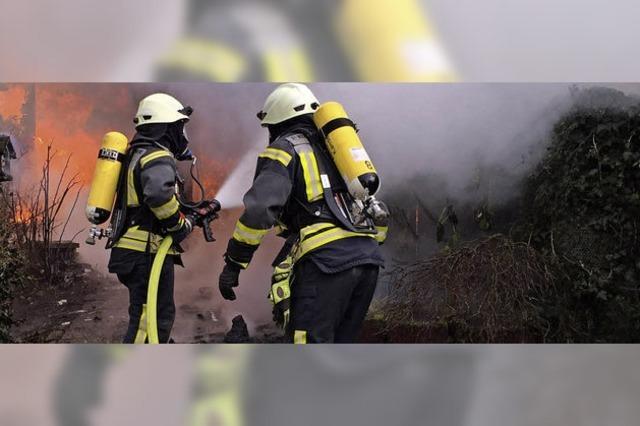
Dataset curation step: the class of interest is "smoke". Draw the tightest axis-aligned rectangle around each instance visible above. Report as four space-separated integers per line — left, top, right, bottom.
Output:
214 140 263 209
7 82 640 340
204 83 582 212
308 83 571 202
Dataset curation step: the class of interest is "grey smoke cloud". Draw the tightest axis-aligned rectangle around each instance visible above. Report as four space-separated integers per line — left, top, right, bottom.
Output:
8 82 640 339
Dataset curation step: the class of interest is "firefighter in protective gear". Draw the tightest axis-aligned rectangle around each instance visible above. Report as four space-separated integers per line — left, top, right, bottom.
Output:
219 83 388 343
108 93 195 344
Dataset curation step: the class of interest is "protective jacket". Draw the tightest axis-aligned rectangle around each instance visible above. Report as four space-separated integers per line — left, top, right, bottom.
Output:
225 121 386 273
109 136 188 269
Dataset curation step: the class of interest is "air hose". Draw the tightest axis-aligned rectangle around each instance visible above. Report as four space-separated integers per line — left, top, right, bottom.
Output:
146 235 173 344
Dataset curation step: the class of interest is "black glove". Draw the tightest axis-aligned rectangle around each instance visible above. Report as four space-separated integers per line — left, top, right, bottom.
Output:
219 263 241 301
168 216 194 244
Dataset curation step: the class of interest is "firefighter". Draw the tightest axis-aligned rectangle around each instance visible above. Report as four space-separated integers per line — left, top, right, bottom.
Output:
108 93 196 343
218 83 387 343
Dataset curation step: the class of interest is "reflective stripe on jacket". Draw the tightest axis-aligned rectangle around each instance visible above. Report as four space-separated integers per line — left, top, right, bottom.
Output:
112 143 182 254
225 125 385 269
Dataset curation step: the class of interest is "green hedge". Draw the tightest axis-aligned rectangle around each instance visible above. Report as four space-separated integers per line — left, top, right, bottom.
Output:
0 198 28 342
519 87 640 341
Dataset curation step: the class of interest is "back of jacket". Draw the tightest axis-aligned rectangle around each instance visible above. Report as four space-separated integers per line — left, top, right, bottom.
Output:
225 122 384 273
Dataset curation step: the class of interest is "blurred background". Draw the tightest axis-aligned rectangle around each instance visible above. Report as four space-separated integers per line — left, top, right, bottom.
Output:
1 345 640 426
1 0 640 82
2 2 640 425
4 82 640 344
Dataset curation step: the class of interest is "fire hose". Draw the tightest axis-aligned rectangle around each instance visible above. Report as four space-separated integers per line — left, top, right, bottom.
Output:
146 235 173 344
145 198 221 344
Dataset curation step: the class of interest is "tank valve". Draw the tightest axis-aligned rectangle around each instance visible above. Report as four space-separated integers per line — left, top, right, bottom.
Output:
86 225 112 245
365 197 390 226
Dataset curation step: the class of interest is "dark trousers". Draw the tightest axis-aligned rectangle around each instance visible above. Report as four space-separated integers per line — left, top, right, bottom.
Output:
116 255 175 343
287 260 379 343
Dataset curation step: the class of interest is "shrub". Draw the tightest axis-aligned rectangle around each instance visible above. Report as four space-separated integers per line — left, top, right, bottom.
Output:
518 87 640 341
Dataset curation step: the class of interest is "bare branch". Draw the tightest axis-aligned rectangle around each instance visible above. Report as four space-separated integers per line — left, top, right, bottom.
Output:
58 187 82 243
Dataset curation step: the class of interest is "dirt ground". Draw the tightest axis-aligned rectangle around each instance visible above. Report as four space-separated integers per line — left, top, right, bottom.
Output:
10 264 282 344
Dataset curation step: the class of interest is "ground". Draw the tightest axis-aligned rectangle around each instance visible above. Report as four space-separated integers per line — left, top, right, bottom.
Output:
10 264 282 343
8 263 432 343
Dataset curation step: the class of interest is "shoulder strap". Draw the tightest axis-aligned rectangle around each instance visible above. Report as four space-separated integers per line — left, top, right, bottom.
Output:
107 146 150 247
284 133 363 233
285 133 310 148
130 147 149 203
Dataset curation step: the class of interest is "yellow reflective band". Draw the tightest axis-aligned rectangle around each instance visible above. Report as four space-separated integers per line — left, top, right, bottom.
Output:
121 226 151 240
294 225 376 262
258 147 292 167
262 48 314 82
113 226 179 254
112 238 148 252
127 163 140 207
134 305 148 344
113 237 179 255
375 225 388 243
294 330 308 344
149 196 180 220
159 37 248 82
232 220 270 246
299 228 362 256
299 151 323 202
140 150 172 168
298 222 337 240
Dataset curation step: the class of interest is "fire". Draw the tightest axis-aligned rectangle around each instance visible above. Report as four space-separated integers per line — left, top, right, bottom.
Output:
3 83 245 214
13 206 34 224
0 84 28 125
33 84 136 186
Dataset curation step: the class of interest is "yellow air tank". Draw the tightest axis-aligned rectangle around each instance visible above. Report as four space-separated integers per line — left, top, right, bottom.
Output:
313 101 379 200
85 132 129 225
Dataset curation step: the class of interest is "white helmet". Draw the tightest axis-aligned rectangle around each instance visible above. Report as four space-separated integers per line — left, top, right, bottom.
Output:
257 83 319 126
134 93 192 128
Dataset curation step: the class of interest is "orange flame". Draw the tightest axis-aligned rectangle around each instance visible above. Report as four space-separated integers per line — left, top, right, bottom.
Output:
33 84 135 186
2 83 241 203
0 84 27 125
13 206 34 224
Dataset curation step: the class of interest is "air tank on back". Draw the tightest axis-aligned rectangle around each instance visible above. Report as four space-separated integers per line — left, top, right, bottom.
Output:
85 132 129 225
313 101 380 200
